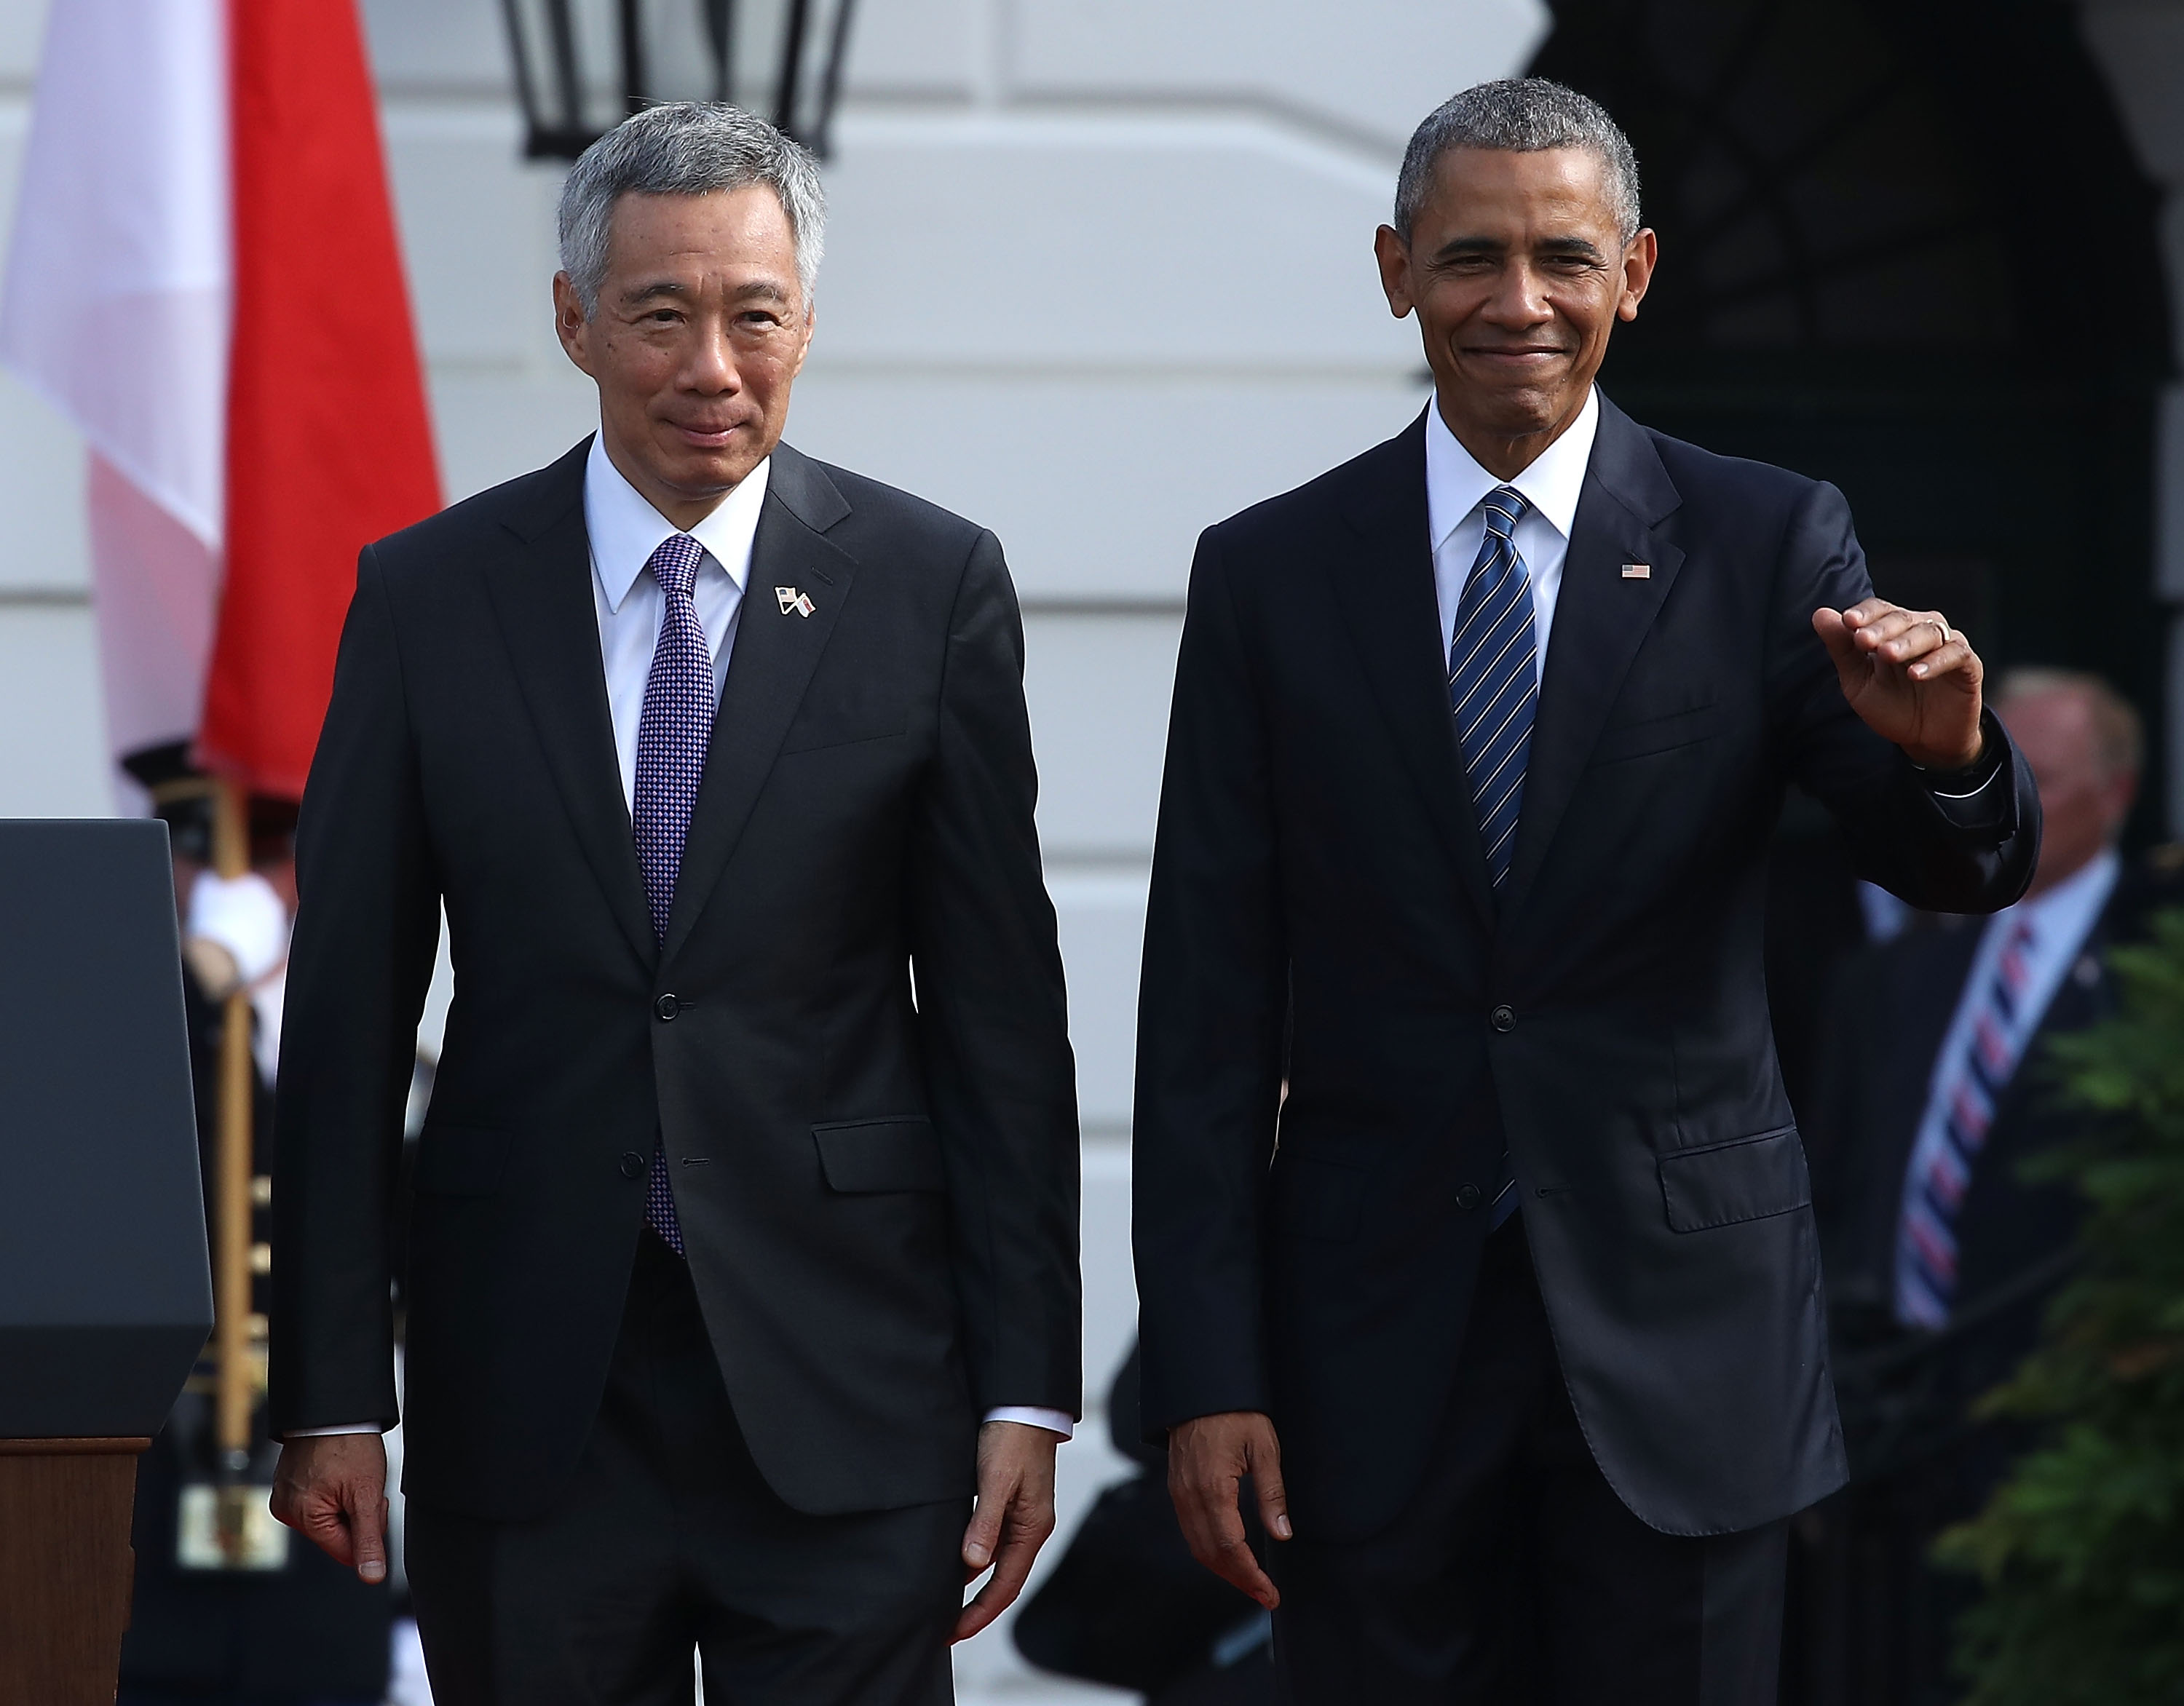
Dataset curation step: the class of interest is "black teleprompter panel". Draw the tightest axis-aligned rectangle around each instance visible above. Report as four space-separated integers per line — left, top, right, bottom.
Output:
0 820 211 1436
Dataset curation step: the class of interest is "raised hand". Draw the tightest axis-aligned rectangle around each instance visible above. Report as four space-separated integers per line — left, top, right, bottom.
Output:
1811 598 1985 770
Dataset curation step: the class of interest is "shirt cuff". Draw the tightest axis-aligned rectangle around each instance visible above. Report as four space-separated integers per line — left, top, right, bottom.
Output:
1914 711 2011 828
284 1424 387 1438
983 1406 1075 1439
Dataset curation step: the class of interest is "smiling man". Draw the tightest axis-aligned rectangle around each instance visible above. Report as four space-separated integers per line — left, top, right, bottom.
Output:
266 104 1081 1705
1132 79 2041 1703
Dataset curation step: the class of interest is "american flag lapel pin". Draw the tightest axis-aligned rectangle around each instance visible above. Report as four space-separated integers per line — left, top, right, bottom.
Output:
1621 563 1651 579
775 586 816 617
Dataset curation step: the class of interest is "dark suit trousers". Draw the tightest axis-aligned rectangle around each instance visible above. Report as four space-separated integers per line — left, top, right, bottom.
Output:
1270 1219 1787 1706
405 1233 966 1706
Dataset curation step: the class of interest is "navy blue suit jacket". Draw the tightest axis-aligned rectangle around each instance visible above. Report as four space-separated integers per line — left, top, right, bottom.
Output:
1132 397 2039 1541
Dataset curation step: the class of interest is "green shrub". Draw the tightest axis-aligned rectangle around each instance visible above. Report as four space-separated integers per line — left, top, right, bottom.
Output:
1936 910 2184 1704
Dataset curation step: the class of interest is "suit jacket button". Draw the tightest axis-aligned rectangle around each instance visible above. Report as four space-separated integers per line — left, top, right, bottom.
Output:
620 1151 645 1179
1457 1183 1484 1211
1490 1004 1516 1033
654 993 680 1022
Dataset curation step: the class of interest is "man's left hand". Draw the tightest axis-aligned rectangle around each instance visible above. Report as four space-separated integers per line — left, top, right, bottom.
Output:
954 1419 1061 1643
1812 598 1985 769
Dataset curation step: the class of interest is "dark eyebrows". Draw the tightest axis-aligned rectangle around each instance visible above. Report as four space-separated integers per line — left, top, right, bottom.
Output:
1424 234 1610 266
616 276 796 309
620 277 692 306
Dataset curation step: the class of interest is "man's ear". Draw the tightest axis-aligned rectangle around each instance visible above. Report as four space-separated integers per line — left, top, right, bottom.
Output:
791 296 817 378
551 271 595 376
1374 225 1415 320
1617 228 1658 324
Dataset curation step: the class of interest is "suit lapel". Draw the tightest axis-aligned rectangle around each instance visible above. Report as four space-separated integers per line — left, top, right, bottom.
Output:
663 443 856 962
480 438 657 972
1502 397 1686 912
1329 415 1497 929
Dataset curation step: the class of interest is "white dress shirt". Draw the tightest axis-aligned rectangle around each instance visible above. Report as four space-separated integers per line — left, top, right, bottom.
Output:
585 434 766 808
1894 847 2121 1324
294 438 1072 1442
1426 385 1599 678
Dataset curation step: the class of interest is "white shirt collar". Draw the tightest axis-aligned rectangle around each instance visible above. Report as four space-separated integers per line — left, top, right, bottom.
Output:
584 432 771 613
1425 386 1599 553
2011 844 2121 947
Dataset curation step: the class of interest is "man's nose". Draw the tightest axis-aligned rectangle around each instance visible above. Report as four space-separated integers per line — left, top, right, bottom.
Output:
1481 263 1552 327
683 323 741 394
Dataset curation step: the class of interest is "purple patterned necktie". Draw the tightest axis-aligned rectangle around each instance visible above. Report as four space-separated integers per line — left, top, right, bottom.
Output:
631 532 711 1255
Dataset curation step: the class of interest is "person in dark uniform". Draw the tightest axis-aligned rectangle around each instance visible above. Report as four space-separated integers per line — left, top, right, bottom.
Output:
118 744 392 1706
1806 669 2175 1706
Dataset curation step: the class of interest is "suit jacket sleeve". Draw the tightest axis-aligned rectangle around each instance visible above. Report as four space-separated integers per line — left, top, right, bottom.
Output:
269 544 441 1434
906 529 1083 1419
1131 527 1289 1436
1768 480 2041 910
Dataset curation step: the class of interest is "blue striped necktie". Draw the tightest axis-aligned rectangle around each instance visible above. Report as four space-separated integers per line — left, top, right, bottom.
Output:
1896 913 2039 1325
1449 485 1535 1231
1449 485 1538 889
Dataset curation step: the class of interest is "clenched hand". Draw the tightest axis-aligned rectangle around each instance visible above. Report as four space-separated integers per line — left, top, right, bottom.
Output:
270 1432 389 1584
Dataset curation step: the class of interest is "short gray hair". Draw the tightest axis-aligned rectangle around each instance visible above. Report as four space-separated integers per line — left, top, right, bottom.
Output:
558 102 826 316
1394 78 1642 247
1996 667 2145 779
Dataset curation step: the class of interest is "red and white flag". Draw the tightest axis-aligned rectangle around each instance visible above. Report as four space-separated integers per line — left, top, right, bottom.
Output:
1 0 440 802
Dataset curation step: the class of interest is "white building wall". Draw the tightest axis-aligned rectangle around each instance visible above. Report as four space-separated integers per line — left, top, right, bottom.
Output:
2078 0 2184 836
0 1 1546 1696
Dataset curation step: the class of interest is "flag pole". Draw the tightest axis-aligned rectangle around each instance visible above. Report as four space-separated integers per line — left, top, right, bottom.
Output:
210 779 258 1560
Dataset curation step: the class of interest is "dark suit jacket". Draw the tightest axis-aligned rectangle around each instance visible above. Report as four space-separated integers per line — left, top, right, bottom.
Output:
1815 848 2184 1456
269 438 1082 1522
1131 397 2039 1542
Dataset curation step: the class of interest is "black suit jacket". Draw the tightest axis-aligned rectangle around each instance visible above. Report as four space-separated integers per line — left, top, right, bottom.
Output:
1132 398 2038 1542
1815 849 2184 1448
270 438 1081 1522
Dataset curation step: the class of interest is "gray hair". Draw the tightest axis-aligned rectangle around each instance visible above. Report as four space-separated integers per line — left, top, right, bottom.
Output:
558 102 826 316
1995 667 2145 779
1394 78 1642 247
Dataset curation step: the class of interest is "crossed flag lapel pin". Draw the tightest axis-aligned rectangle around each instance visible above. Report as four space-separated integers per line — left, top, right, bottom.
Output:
775 586 816 618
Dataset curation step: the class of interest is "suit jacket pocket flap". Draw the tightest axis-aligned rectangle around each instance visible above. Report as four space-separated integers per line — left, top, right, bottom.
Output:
1588 701 1722 766
415 1124 513 1197
813 1117 945 1193
1657 1125 1808 1232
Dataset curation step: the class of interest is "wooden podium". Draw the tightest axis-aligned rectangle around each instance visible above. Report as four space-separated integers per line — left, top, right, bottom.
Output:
0 821 213 1705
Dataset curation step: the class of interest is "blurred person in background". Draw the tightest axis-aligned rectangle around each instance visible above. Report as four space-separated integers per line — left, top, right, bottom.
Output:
1806 668 2175 1706
1133 76 2039 1706
266 100 1080 1706
117 744 392 1706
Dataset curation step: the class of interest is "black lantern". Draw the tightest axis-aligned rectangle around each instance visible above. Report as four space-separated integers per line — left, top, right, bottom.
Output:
499 0 860 161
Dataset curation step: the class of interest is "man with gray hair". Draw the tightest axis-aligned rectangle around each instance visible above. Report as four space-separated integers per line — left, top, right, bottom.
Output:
1133 76 2038 1702
266 101 1083 1703
1814 667 2169 1702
